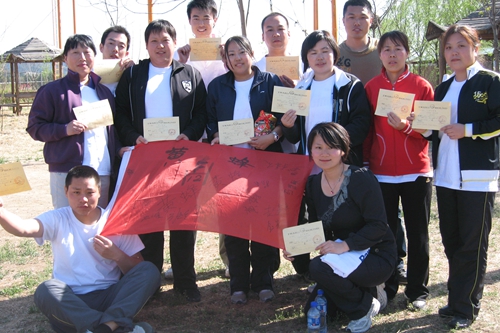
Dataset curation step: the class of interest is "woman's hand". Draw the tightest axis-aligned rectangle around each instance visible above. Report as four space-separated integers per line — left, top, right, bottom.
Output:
315 240 349 255
441 123 465 140
66 120 87 136
387 112 406 131
282 249 294 262
249 134 274 150
118 147 132 158
407 112 427 134
135 136 148 145
281 109 297 128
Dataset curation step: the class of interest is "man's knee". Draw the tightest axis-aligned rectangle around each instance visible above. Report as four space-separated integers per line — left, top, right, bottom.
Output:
128 261 161 287
34 279 66 308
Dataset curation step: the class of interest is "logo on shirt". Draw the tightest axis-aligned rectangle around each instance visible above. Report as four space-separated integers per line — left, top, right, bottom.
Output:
473 91 488 104
182 80 192 93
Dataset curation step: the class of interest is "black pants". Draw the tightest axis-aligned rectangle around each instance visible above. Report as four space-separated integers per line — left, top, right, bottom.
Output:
224 235 279 294
140 230 197 290
436 186 494 320
308 251 394 320
380 177 431 301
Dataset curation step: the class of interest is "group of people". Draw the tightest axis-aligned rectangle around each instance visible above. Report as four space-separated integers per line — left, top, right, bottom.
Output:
0 0 498 332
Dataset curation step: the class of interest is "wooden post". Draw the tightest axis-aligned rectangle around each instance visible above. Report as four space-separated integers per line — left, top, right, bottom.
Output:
332 0 338 40
314 0 318 30
73 0 77 34
148 0 153 23
15 62 20 115
57 0 62 48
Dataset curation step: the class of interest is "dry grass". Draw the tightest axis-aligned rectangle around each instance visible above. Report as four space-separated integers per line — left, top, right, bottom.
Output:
0 110 499 332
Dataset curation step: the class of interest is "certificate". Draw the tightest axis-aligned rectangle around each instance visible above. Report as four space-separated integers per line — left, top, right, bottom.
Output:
0 162 31 195
266 56 300 80
271 86 311 116
92 59 124 84
73 100 114 130
374 89 415 119
218 118 254 146
282 221 325 256
412 101 451 130
143 117 180 142
189 38 222 61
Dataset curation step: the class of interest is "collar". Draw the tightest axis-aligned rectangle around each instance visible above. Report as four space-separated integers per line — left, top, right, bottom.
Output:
221 65 264 88
296 65 351 90
442 61 484 82
67 69 101 88
381 64 411 85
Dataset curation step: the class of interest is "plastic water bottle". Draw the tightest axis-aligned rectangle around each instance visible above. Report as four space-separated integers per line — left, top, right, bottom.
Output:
307 301 321 332
315 289 327 333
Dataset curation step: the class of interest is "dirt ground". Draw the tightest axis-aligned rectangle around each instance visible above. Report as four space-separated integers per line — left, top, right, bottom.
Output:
1 111 500 333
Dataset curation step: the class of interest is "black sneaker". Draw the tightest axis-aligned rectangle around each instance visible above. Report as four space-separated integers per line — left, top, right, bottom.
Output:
448 316 473 330
175 287 201 302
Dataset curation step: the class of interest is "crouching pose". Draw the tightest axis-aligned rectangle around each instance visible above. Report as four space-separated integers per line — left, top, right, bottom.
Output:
0 166 160 333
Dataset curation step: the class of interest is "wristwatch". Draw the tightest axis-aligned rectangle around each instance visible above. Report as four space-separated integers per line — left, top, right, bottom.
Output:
271 131 280 142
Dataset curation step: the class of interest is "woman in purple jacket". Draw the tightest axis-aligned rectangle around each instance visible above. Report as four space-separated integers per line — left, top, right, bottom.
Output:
27 34 124 209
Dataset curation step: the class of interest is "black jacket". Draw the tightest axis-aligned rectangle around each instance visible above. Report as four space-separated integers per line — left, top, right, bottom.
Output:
114 59 207 146
432 63 500 175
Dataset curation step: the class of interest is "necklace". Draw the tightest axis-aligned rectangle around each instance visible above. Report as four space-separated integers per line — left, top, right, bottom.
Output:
324 164 344 195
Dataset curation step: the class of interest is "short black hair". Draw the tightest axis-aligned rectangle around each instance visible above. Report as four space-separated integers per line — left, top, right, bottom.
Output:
187 0 218 19
301 30 340 73
378 30 410 54
260 12 289 32
65 165 101 189
63 34 96 56
224 36 254 72
342 0 373 17
307 122 351 163
101 26 131 51
145 19 176 44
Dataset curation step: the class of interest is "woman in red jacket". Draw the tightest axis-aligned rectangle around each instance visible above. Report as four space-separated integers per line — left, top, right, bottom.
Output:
364 31 434 310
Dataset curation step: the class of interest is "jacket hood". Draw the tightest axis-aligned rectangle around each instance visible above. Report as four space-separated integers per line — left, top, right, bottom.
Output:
295 66 353 91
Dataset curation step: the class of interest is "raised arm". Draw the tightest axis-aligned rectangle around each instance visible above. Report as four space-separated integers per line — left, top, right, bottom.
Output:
0 198 43 238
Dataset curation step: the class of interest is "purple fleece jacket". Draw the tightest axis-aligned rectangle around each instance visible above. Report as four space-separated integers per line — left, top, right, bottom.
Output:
27 70 121 173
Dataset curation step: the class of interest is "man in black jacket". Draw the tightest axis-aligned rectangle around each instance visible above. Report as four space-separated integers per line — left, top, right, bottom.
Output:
114 19 207 302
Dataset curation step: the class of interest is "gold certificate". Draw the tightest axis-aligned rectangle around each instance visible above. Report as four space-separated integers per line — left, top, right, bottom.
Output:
143 117 180 142
92 59 124 84
189 38 222 61
73 100 114 130
282 221 325 256
0 162 31 196
266 56 300 80
412 101 451 130
374 89 415 119
218 118 254 146
271 86 311 116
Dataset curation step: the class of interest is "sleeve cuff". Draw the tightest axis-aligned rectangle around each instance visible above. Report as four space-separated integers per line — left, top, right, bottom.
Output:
465 123 473 137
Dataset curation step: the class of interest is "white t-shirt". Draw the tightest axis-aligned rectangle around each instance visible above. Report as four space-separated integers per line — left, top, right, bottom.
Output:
145 63 173 119
81 85 111 176
173 49 227 89
305 75 336 155
34 207 144 294
233 77 254 149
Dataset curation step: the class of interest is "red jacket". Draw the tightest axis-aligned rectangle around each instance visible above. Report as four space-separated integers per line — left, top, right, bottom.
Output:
364 67 434 176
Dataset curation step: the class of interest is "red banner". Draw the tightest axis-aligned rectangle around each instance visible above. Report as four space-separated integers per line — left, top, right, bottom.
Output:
102 141 313 248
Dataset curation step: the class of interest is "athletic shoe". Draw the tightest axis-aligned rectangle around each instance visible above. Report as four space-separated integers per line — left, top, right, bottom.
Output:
376 283 387 311
231 291 247 304
164 267 173 279
346 298 380 333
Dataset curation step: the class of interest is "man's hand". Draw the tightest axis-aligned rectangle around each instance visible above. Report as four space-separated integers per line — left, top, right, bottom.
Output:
118 58 135 71
136 136 148 145
119 147 132 158
176 133 190 141
93 234 121 261
66 120 87 136
178 44 191 64
282 249 295 262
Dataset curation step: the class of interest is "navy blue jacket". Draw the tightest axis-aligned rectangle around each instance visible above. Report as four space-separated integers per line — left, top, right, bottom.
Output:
206 66 283 152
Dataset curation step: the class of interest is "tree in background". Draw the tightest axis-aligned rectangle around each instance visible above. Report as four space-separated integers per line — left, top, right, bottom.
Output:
380 0 481 82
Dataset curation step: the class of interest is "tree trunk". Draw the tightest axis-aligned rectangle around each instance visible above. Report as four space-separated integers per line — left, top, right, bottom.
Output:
491 0 499 72
236 0 247 37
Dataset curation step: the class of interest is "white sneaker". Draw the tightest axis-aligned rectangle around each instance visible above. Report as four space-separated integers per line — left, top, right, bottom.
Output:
376 283 387 311
128 322 153 333
346 297 380 333
164 267 173 279
225 266 230 278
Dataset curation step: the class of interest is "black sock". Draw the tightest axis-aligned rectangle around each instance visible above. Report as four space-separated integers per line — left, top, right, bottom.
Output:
92 324 113 333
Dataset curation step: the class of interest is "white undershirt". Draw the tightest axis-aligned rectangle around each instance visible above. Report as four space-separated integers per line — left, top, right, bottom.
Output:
233 77 254 149
81 85 111 176
305 75 335 155
145 63 173 119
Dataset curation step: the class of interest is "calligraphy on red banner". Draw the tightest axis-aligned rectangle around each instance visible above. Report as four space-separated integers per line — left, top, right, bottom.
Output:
102 141 313 248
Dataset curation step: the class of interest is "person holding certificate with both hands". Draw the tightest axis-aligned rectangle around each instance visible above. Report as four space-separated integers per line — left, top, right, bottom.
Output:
283 122 396 333
419 25 500 330
206 36 283 305
363 31 434 311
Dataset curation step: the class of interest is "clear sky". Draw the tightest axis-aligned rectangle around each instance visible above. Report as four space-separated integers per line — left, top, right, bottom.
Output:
0 0 355 60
